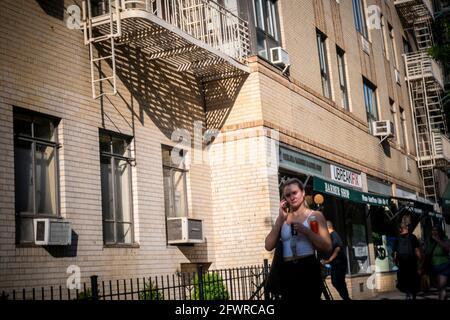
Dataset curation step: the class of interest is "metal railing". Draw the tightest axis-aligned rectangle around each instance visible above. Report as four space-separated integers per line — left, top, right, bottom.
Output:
404 52 444 88
433 132 450 161
0 263 267 301
85 0 250 63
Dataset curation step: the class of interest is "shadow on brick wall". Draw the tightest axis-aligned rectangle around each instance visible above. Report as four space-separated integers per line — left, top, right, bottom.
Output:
36 0 65 21
44 230 78 258
94 42 246 139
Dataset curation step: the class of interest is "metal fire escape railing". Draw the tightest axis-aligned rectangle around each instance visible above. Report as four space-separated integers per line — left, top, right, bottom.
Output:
395 0 448 203
82 0 250 99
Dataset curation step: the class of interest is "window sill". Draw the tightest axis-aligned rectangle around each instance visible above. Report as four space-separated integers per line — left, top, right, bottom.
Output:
103 243 140 249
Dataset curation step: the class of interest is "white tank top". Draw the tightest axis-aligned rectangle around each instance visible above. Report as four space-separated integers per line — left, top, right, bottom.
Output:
280 210 315 258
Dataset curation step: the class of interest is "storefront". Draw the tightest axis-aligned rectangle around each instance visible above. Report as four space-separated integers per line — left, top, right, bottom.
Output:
278 146 389 277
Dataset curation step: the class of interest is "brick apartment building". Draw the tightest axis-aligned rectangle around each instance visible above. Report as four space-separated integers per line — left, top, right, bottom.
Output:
0 0 448 299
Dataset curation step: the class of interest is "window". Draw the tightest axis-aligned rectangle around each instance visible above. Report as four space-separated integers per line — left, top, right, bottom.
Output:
402 37 412 74
162 146 188 218
352 0 368 38
99 131 134 244
388 24 398 67
337 47 349 110
13 108 60 243
316 31 331 99
363 79 378 132
253 0 280 60
399 107 409 153
390 100 401 146
380 15 388 58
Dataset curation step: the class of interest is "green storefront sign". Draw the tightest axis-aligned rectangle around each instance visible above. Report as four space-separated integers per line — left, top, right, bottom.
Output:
314 177 390 206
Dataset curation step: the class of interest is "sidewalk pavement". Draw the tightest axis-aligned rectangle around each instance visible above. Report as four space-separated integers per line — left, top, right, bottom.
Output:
369 288 449 300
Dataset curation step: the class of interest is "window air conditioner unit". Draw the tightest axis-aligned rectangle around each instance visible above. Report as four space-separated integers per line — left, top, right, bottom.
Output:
34 218 72 246
270 47 290 67
167 217 204 245
394 68 401 84
372 120 395 137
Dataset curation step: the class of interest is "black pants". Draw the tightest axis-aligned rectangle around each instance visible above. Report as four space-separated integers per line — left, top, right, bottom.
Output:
280 255 322 300
330 264 350 300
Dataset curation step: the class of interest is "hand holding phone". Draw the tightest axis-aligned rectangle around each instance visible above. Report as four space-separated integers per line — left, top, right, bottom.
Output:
279 199 289 221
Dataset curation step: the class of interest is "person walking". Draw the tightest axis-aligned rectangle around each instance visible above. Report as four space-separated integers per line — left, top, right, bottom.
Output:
392 222 422 300
321 220 351 300
265 178 332 300
426 225 450 300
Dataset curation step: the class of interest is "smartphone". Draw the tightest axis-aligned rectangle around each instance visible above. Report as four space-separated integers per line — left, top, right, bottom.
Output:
282 197 291 212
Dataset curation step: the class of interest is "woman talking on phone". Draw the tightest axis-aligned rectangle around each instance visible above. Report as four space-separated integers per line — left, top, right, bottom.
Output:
265 178 332 300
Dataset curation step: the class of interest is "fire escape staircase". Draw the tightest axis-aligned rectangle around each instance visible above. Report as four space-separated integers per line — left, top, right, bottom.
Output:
81 0 250 99
395 0 448 203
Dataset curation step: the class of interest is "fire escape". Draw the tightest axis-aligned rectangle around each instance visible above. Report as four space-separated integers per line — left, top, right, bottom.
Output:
395 0 450 203
81 0 250 99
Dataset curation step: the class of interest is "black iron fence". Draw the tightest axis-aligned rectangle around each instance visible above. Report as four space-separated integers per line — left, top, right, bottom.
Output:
1 262 270 301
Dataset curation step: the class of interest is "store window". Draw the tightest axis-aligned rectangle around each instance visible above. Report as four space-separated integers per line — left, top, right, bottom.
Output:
162 146 188 218
14 108 60 243
253 0 280 60
99 130 134 244
370 206 397 272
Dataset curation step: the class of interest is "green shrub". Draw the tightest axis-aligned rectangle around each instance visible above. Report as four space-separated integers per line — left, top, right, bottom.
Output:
192 273 229 300
139 280 163 300
76 288 99 300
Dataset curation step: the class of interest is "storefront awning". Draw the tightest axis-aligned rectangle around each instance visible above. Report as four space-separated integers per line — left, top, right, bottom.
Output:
313 177 390 207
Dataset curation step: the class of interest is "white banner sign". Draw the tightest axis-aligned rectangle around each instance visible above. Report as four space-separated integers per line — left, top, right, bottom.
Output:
330 164 362 189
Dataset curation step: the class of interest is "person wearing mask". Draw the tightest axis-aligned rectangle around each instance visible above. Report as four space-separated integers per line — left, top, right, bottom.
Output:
265 178 332 300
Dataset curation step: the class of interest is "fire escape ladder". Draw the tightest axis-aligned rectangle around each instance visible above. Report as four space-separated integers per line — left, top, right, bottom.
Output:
84 0 122 99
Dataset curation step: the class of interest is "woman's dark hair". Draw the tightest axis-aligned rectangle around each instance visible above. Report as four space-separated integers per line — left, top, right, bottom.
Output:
281 178 304 194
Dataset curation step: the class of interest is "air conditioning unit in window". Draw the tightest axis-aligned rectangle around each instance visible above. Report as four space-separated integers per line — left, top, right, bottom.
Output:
167 217 204 245
394 68 401 84
270 47 290 67
372 120 395 138
34 218 72 245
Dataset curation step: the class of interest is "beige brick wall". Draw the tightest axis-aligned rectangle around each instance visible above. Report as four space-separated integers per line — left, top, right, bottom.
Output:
278 0 417 158
0 0 216 292
0 0 423 298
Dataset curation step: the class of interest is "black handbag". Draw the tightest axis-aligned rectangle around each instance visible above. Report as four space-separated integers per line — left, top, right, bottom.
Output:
265 240 283 297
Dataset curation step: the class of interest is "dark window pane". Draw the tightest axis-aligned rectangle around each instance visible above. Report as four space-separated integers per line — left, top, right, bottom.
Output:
257 29 267 59
14 139 34 213
14 117 32 136
99 133 111 153
162 148 172 167
254 0 264 30
34 117 55 141
35 144 57 215
112 136 127 156
103 221 115 243
101 156 114 221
